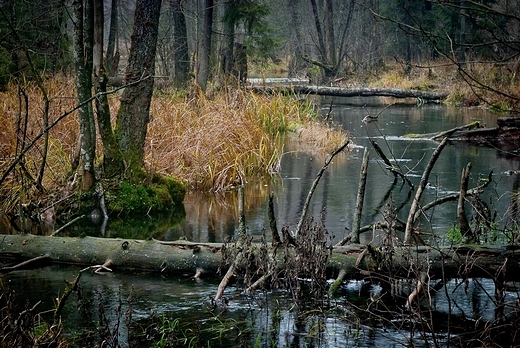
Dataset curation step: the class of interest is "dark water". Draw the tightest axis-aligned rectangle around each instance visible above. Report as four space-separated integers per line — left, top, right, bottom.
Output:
3 100 520 347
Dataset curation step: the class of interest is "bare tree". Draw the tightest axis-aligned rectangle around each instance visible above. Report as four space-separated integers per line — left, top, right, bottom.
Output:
72 0 96 190
169 0 190 87
115 0 163 173
195 0 213 92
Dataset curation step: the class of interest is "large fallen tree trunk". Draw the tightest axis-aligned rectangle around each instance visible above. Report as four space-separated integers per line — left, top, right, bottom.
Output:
248 85 448 101
1 234 520 281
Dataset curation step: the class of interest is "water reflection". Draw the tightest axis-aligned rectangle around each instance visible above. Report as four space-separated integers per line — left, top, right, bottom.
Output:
6 264 515 347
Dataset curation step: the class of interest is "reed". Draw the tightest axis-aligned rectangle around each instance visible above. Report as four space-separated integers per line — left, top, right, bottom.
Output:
146 88 347 192
0 75 347 201
365 59 520 110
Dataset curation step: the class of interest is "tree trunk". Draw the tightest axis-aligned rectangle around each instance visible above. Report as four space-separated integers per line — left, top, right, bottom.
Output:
195 0 213 92
72 0 96 191
115 0 162 173
169 0 190 88
92 0 122 177
105 0 119 76
1 234 520 282
221 0 235 77
309 0 327 63
325 0 336 67
92 0 103 76
287 0 305 77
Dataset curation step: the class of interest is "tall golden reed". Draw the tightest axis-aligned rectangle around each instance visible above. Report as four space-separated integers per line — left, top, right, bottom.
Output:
1 75 348 198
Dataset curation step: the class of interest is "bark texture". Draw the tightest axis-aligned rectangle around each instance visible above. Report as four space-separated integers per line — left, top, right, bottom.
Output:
169 0 190 87
116 0 162 172
72 0 96 191
195 0 213 92
105 0 119 76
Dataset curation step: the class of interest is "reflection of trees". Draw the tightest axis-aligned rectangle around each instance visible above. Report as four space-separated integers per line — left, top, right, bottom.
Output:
170 182 272 242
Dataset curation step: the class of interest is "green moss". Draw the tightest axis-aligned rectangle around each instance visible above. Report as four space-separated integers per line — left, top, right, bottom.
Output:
105 175 186 214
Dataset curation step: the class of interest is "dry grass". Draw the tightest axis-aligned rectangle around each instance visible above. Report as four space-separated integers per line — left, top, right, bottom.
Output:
0 75 79 199
147 89 348 192
362 59 520 110
0 75 348 201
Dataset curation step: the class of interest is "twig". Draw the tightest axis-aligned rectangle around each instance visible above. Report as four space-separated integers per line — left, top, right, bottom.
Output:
412 170 492 222
457 163 472 240
295 141 350 238
371 140 414 190
214 253 241 302
0 76 149 187
351 147 369 243
54 273 81 323
431 121 482 141
0 254 51 273
51 215 85 236
238 185 246 236
328 268 347 296
243 272 272 294
405 272 428 311
268 192 281 245
80 259 112 274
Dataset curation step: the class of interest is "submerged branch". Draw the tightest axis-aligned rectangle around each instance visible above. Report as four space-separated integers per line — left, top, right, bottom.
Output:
404 138 448 243
295 141 350 238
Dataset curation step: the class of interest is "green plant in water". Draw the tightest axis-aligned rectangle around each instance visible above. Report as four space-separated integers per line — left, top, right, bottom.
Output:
154 315 180 348
490 101 511 112
447 225 463 244
253 333 262 348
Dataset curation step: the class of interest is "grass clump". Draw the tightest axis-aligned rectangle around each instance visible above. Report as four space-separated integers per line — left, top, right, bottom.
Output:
147 89 347 192
354 59 520 110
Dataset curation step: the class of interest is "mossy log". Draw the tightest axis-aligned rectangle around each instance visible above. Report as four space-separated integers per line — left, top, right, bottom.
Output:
1 234 520 281
249 85 448 101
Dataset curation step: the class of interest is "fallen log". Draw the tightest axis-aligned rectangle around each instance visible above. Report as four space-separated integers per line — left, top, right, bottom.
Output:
1 234 520 282
248 85 448 101
404 118 520 146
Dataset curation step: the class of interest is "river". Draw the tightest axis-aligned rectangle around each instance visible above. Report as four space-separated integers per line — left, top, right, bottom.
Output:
169 97 520 247
3 99 520 347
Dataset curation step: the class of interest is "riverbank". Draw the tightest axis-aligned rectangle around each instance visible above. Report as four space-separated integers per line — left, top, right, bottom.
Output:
250 59 520 112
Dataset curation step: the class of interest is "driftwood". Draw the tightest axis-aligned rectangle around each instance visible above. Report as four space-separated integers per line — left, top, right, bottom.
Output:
405 118 520 146
457 163 472 239
1 234 520 282
295 141 350 237
248 85 448 101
